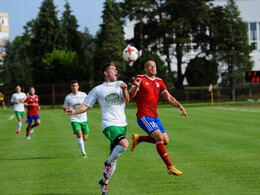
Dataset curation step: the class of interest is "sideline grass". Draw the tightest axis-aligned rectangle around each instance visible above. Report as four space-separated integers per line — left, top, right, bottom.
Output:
0 105 259 195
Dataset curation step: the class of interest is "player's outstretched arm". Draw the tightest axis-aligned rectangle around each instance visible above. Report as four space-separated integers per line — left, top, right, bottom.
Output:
162 91 187 118
65 104 90 115
129 77 142 100
120 82 130 102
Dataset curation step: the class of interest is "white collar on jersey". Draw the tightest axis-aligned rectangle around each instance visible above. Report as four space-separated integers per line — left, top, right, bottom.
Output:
145 74 156 81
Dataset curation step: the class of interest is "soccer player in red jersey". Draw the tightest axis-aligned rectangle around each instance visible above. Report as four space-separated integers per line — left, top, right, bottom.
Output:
129 60 187 176
24 87 41 140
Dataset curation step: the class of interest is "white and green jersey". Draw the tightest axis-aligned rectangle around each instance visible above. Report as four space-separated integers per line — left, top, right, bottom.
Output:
10 92 27 112
63 91 87 122
83 81 127 131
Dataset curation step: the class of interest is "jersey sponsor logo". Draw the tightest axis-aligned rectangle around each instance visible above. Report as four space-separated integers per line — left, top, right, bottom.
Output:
156 82 160 88
18 98 24 103
73 103 82 109
105 93 120 103
145 82 149 85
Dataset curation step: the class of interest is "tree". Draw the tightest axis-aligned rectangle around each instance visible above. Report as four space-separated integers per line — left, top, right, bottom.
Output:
211 0 253 99
80 28 96 84
94 0 127 81
2 37 33 85
122 0 212 89
41 49 86 83
30 0 64 83
186 57 218 86
60 1 82 53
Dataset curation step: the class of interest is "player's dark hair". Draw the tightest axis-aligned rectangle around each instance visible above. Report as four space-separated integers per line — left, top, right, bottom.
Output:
71 80 78 85
102 62 116 75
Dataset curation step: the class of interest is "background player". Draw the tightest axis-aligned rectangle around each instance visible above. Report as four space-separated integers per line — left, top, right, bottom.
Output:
63 80 89 158
65 62 129 195
24 87 41 140
10 85 27 134
0 92 6 110
129 60 187 176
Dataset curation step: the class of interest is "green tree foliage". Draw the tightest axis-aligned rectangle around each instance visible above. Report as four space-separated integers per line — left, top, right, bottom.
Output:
94 0 127 81
2 37 33 85
186 57 218 86
122 0 212 89
31 0 63 57
211 0 253 89
165 0 211 89
2 0 96 85
41 49 86 83
80 28 96 84
30 0 64 83
60 1 82 54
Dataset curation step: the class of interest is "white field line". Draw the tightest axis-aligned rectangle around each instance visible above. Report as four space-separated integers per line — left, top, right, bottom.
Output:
211 107 260 113
9 114 15 120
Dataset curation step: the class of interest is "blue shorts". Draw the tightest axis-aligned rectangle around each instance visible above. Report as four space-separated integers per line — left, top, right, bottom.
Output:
26 115 41 124
137 116 165 135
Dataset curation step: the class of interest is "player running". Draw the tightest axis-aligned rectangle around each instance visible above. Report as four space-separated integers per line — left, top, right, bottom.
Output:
63 80 89 158
65 62 129 195
24 87 41 140
10 85 27 134
129 60 187 176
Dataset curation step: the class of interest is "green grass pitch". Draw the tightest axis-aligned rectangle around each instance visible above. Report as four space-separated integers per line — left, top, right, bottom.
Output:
0 105 259 195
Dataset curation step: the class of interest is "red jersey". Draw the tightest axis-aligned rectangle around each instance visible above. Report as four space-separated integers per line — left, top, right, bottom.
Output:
132 74 167 118
24 95 39 116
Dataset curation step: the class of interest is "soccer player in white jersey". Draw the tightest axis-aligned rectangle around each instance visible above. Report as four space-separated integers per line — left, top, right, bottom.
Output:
10 85 27 134
65 62 130 195
63 80 89 158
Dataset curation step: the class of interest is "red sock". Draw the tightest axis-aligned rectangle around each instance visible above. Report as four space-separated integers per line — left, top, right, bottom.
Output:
156 140 172 168
137 135 156 144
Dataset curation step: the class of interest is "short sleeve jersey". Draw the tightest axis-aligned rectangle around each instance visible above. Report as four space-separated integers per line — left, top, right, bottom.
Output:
83 81 127 131
63 91 87 122
11 92 27 111
24 95 39 116
131 74 167 118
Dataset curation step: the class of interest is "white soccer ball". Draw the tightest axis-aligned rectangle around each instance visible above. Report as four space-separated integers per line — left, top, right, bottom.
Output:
123 46 139 62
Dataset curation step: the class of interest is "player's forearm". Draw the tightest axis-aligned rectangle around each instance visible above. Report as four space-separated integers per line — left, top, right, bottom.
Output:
129 86 138 100
122 88 130 102
74 104 90 114
168 96 181 108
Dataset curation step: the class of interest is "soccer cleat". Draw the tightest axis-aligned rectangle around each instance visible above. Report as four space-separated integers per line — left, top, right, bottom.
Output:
99 179 108 195
167 165 183 176
131 134 140 152
16 130 21 134
30 128 34 134
26 136 31 140
103 161 111 179
82 154 88 159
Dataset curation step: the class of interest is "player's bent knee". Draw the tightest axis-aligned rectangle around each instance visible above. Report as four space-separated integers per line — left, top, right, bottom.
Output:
119 138 129 149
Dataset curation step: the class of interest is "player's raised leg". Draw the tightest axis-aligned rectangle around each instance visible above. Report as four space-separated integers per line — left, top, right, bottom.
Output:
150 130 182 176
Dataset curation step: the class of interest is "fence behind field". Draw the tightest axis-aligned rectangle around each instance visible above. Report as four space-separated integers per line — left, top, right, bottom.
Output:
1 82 260 106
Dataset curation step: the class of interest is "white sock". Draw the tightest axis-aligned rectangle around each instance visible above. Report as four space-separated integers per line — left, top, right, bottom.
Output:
77 138 86 155
17 121 22 131
103 159 117 184
107 145 126 164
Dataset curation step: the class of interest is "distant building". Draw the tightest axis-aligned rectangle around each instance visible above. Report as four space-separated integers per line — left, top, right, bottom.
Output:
0 12 9 62
123 0 260 72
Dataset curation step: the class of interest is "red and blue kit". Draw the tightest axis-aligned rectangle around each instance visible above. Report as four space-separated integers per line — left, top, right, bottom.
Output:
132 74 167 118
24 95 39 116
